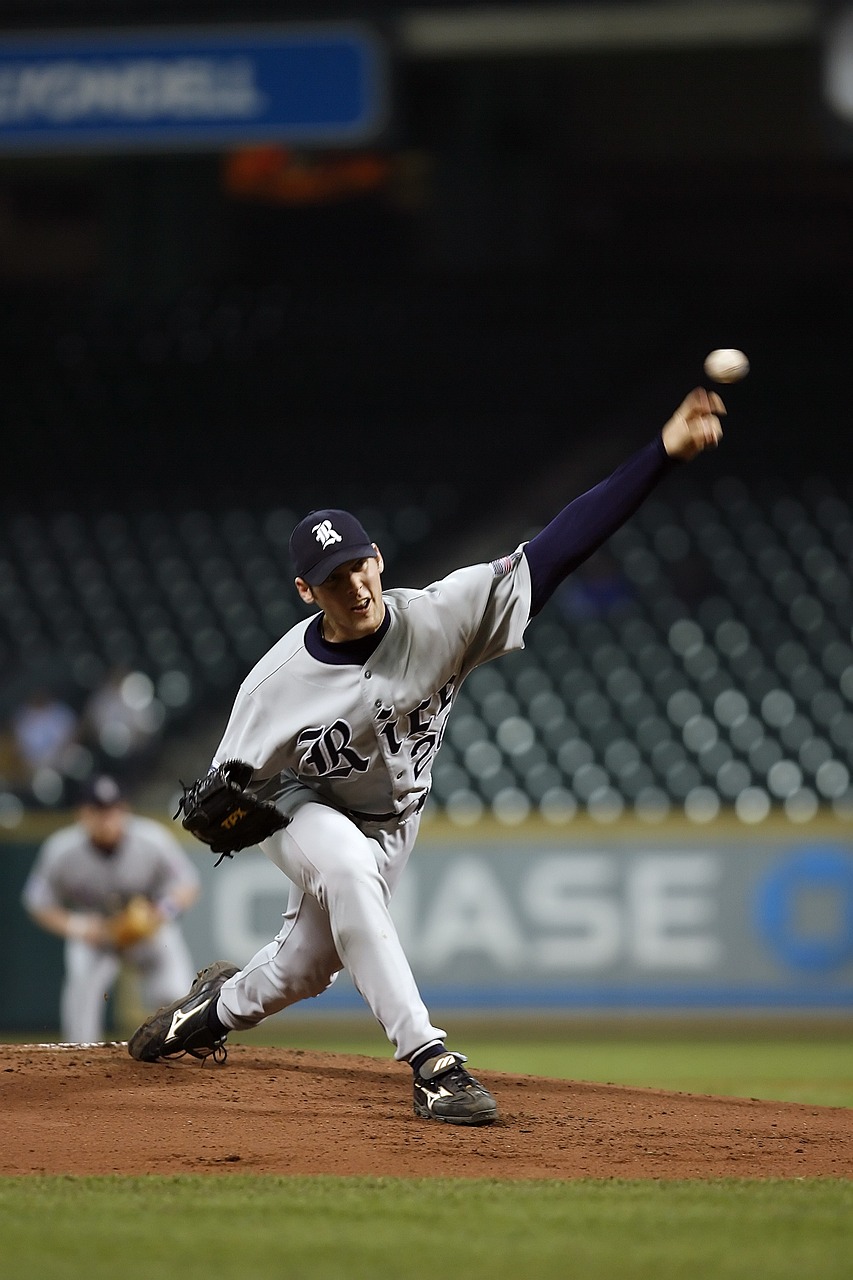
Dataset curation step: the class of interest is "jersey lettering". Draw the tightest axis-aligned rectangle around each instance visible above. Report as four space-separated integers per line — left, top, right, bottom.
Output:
411 733 438 780
407 699 432 737
375 705 403 754
374 676 457 781
435 679 454 715
297 720 370 778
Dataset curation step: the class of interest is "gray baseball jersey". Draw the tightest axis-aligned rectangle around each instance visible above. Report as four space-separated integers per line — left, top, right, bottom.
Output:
213 552 532 818
22 815 200 918
23 816 200 1044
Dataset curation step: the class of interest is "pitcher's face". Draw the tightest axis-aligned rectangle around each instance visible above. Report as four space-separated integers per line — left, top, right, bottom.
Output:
296 547 385 643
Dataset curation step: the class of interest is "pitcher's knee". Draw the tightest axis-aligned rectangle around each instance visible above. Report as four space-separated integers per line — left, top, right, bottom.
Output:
269 941 340 1001
320 861 389 913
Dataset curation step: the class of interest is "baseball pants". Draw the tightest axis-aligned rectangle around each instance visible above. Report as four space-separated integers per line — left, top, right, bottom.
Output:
215 801 447 1061
61 922 196 1044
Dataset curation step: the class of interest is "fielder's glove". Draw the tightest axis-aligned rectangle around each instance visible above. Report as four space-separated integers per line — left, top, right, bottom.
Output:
175 759 288 861
106 895 162 949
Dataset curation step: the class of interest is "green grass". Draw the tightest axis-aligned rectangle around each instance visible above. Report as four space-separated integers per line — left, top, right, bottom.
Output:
228 1020 853 1109
6 1021 851 1106
1 1176 852 1280
3 1028 851 1278
8 1020 850 1106
450 1037 853 1108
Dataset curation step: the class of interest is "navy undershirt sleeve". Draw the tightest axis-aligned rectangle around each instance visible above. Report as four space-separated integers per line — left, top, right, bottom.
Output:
524 435 675 617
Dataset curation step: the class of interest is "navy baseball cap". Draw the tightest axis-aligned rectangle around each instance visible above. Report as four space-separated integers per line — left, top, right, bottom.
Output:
289 509 378 585
80 775 124 808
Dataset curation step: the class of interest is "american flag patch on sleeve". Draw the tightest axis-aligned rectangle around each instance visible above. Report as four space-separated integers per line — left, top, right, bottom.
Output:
490 550 520 577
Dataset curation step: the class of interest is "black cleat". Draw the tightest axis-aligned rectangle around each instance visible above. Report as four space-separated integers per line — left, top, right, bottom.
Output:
128 961 239 1063
412 1051 498 1126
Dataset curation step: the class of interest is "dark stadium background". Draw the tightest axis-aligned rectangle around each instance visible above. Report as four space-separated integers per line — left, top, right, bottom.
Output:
1 1 850 519
1 0 852 1034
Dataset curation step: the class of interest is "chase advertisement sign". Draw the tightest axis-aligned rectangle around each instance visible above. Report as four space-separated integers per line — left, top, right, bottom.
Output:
187 832 853 1012
0 26 386 151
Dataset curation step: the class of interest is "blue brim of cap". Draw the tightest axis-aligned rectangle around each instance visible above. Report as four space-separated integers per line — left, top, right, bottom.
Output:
302 544 378 586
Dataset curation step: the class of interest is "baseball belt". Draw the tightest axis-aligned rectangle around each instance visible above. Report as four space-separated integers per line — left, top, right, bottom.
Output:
343 794 427 824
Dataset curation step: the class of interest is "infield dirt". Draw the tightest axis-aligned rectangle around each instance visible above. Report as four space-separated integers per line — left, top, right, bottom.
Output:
3 1044 851 1180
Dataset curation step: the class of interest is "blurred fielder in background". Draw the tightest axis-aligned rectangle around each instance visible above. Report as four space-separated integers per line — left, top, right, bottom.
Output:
22 774 200 1044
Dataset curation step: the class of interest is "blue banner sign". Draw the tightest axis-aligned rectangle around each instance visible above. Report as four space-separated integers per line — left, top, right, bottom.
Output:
0 26 386 151
185 831 853 1013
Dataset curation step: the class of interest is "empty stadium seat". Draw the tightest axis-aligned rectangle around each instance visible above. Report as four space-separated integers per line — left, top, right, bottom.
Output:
0 469 850 823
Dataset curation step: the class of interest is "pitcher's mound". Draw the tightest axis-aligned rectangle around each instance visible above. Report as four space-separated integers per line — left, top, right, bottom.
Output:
3 1043 851 1179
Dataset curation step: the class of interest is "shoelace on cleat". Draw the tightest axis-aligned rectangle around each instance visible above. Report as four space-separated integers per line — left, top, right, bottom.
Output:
158 1034 228 1065
432 1063 478 1091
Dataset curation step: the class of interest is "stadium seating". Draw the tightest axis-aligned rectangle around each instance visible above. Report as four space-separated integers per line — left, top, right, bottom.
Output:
0 466 850 824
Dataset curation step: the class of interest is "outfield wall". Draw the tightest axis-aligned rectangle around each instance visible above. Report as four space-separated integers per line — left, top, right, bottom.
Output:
3 815 852 1031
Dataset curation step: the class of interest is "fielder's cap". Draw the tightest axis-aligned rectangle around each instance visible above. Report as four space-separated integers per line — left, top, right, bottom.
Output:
289 509 377 586
80 775 124 809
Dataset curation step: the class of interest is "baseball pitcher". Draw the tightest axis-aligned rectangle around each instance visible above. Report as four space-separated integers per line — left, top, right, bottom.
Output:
129 388 725 1126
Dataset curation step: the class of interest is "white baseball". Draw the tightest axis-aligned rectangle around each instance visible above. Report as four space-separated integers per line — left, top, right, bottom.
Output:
703 348 750 383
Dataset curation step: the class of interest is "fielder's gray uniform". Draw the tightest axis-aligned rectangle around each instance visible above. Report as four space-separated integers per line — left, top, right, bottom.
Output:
212 552 531 1061
22 816 200 1043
